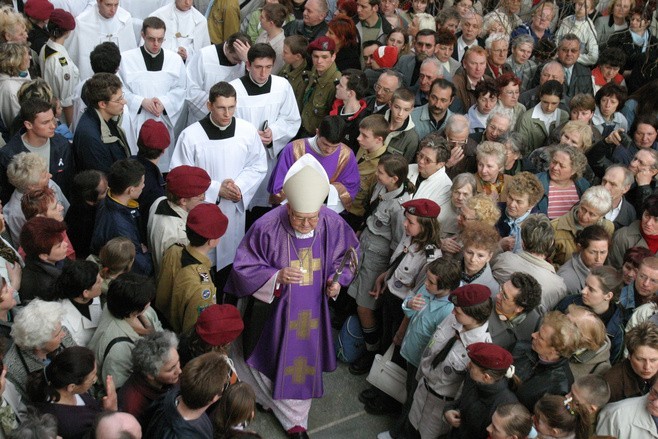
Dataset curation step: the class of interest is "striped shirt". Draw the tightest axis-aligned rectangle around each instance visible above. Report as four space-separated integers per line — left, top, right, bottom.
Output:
547 182 579 219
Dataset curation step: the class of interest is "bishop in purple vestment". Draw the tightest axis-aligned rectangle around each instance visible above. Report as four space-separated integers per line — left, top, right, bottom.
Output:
226 156 359 435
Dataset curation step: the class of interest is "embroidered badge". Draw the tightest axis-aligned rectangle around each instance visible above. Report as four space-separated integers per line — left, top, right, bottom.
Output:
394 280 403 288
64 73 70 81
444 365 453 375
199 272 210 283
58 57 68 66
201 289 211 300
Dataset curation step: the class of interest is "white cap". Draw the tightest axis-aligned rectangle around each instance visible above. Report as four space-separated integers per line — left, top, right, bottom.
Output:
283 154 330 214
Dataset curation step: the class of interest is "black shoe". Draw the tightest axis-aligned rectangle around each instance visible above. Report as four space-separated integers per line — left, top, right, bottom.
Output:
364 394 402 416
349 351 376 375
358 387 384 404
287 431 310 439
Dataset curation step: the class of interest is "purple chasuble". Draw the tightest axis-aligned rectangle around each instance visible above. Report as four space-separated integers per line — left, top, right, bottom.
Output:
226 206 359 400
267 138 360 199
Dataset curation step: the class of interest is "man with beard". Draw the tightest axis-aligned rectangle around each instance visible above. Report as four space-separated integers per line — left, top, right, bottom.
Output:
394 29 436 88
411 78 455 141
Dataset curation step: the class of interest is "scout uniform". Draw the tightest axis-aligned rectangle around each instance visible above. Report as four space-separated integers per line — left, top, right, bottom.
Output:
155 203 228 333
300 37 342 136
39 9 79 112
280 58 310 112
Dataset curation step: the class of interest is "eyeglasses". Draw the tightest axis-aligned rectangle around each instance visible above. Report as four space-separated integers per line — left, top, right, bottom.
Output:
446 137 467 147
374 83 394 94
290 213 320 224
107 93 125 104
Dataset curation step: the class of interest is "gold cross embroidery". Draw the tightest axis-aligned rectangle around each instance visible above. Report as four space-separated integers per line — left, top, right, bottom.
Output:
285 356 316 384
289 310 319 340
290 248 321 286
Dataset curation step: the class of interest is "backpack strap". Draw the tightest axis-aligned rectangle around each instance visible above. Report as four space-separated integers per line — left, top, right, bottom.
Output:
103 337 134 364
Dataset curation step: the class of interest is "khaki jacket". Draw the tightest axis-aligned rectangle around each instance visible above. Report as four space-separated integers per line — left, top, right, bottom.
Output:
301 63 341 134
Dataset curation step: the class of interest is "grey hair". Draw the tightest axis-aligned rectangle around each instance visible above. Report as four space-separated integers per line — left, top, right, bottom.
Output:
485 32 509 49
477 141 507 169
11 299 64 349
635 149 658 171
511 34 535 49
420 57 443 73
559 33 582 47
445 114 470 134
549 144 587 179
541 60 566 76
581 185 613 216
379 69 404 89
486 108 513 127
309 0 329 14
8 409 58 438
604 164 635 189
451 173 477 194
501 132 525 156
132 330 179 378
521 214 555 256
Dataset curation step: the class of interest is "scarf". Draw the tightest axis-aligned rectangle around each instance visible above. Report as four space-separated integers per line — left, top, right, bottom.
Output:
478 173 505 200
641 229 658 254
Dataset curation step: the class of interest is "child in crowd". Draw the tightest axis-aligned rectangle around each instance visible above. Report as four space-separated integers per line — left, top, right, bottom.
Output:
362 199 442 415
213 382 257 437
280 35 310 112
347 154 414 374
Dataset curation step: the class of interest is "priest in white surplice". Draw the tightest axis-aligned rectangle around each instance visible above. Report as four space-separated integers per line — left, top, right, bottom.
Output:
151 0 210 63
65 0 138 81
170 81 267 287
229 43 300 221
119 17 187 173
185 32 250 124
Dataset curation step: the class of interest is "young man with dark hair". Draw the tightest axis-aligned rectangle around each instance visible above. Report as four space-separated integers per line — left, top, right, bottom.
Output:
156 203 228 333
355 0 392 43
90 158 152 276
281 35 310 111
384 87 419 162
300 36 342 137
120 16 187 173
269 115 360 213
73 72 131 173
0 97 74 204
145 352 230 438
187 31 250 123
329 68 369 153
229 43 301 225
411 78 455 140
171 81 267 292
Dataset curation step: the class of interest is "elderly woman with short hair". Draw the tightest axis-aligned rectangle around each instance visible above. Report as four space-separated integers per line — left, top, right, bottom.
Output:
514 311 581 411
495 73 526 125
506 35 536 92
4 152 69 246
459 222 501 295
551 185 614 267
474 141 512 202
118 330 181 427
535 144 590 219
4 299 76 400
501 132 525 175
442 193 501 255
438 173 476 240
0 42 31 127
566 304 612 380
497 171 545 253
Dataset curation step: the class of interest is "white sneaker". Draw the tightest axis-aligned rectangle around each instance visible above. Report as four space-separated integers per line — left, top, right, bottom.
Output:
377 431 393 439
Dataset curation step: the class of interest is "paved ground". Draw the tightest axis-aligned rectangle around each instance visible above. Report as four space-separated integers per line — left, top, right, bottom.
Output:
250 361 396 439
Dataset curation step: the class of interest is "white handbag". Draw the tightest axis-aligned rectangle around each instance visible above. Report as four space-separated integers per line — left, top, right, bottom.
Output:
366 344 407 403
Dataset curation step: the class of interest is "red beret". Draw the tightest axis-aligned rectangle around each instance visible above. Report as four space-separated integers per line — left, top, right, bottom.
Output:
467 342 513 371
24 0 54 21
138 119 170 151
402 199 441 218
449 284 491 307
49 8 75 31
166 165 211 198
195 304 244 345
372 45 398 69
307 36 335 54
187 203 228 239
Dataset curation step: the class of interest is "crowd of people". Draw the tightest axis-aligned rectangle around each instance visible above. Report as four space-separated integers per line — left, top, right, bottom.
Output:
0 0 657 437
